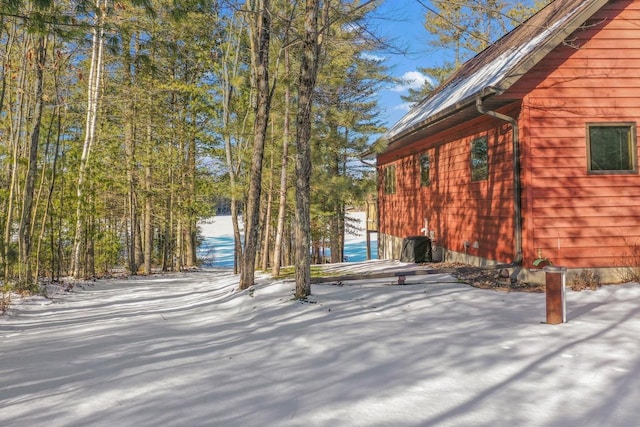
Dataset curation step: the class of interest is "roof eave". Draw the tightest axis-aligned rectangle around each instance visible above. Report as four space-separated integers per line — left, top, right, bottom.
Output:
381 0 609 154
382 86 500 151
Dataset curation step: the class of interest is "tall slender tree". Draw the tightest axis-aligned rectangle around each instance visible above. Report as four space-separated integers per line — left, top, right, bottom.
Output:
71 0 107 279
270 45 291 277
239 0 273 289
18 33 47 287
218 10 251 275
294 0 322 298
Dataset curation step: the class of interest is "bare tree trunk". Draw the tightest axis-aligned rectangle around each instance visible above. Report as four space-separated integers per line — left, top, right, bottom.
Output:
271 48 291 277
87 208 95 277
143 121 153 275
162 182 173 272
143 184 152 274
35 105 62 281
125 115 138 274
329 214 342 263
221 18 246 275
240 0 272 289
286 223 293 266
329 143 343 263
18 35 46 287
72 0 106 278
134 204 144 269
230 199 242 275
185 223 197 268
3 29 29 282
123 30 142 275
176 217 183 271
294 0 322 298
261 147 274 271
184 130 198 268
0 24 16 275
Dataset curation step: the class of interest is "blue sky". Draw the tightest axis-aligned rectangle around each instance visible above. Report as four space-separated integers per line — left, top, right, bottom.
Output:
372 1 442 129
371 0 543 131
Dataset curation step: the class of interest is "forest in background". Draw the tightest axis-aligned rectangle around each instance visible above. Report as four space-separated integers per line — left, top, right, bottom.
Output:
0 0 547 296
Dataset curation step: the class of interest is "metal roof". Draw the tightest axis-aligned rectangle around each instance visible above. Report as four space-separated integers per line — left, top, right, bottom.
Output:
382 0 609 152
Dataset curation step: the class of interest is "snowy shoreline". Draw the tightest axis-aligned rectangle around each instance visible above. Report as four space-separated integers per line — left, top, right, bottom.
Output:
198 211 378 267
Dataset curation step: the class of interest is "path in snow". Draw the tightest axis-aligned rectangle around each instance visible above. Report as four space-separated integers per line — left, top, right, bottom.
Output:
1 268 640 426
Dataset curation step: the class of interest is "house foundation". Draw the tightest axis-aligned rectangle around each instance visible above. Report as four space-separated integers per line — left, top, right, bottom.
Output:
380 232 628 286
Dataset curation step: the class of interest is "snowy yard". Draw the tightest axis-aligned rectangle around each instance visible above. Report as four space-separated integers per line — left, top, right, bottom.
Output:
2 266 640 427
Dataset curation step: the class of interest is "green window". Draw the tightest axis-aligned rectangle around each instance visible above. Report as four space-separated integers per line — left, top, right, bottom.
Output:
587 123 637 173
471 136 488 181
383 165 396 195
420 154 430 187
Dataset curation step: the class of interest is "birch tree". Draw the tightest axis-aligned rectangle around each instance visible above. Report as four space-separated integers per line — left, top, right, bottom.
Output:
71 0 106 278
71 0 153 278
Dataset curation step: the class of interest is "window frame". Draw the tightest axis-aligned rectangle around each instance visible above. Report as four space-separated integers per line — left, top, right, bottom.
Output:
419 153 431 187
586 122 638 175
470 136 489 182
383 164 397 195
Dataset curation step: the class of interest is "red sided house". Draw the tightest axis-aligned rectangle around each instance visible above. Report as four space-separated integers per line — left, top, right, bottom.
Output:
377 0 640 282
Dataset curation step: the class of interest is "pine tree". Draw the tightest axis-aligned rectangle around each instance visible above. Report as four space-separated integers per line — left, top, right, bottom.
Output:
293 0 322 298
239 0 273 290
418 0 551 98
312 15 390 264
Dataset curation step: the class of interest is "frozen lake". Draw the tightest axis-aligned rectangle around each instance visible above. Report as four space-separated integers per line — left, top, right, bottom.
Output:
198 212 377 268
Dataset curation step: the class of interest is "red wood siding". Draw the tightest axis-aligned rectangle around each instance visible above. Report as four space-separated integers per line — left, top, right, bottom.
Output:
378 108 520 263
510 0 640 268
379 1 640 270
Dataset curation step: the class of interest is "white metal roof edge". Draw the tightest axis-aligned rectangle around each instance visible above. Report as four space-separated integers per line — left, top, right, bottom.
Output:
382 0 599 146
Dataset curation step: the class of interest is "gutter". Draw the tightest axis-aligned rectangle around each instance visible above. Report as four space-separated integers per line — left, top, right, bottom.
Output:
384 86 501 151
385 97 477 144
476 96 523 265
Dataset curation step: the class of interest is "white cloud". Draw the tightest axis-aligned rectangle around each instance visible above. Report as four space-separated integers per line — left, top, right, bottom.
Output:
390 71 431 92
394 102 413 112
360 52 386 62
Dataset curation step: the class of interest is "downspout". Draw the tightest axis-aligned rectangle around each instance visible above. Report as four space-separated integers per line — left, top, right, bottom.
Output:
476 97 523 264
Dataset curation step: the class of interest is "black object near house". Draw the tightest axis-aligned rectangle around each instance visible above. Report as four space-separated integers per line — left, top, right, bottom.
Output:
400 236 432 263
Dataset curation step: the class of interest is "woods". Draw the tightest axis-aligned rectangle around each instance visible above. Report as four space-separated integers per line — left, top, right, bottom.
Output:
1 0 222 289
0 0 391 294
0 0 547 294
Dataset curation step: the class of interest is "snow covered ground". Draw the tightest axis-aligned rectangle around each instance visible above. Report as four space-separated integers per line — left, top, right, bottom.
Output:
2 229 640 426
